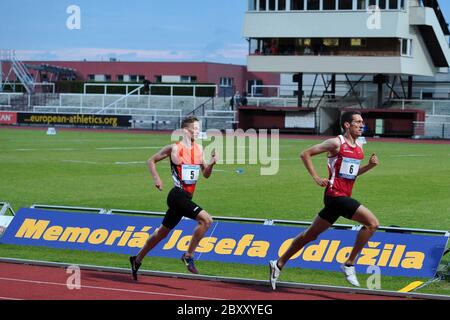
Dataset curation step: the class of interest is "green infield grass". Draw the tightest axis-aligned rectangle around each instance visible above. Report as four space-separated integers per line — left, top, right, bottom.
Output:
0 127 449 296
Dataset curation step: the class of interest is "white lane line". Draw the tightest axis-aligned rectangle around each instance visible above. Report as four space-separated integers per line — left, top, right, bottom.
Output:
115 161 146 165
0 277 226 300
0 296 23 300
16 148 76 151
97 147 161 150
392 154 428 157
244 158 299 162
14 146 161 152
64 158 300 166
62 160 99 164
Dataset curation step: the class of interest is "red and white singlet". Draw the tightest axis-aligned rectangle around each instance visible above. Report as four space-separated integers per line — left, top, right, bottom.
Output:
325 135 364 198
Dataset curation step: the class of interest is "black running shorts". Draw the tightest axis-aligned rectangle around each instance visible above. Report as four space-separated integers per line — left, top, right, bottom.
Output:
318 196 361 225
162 187 203 229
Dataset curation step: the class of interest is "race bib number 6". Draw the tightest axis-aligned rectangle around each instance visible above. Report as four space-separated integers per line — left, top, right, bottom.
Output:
182 164 200 185
339 158 361 180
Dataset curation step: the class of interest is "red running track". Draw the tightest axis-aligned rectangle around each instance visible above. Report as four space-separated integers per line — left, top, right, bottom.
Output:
0 262 410 300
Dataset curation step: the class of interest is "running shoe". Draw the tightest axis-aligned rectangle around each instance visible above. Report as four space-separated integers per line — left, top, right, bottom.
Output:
129 256 141 281
340 263 360 287
181 253 199 274
269 260 281 290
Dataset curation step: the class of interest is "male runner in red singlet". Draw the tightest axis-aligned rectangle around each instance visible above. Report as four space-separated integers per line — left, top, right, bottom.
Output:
130 116 217 280
269 111 380 289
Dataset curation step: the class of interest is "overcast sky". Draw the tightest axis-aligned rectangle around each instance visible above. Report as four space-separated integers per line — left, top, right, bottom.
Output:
1 0 449 65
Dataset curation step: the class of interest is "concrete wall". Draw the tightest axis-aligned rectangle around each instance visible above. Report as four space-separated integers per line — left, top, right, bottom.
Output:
243 11 411 38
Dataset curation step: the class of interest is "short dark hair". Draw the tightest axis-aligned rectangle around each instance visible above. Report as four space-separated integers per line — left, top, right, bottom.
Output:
340 111 362 130
181 116 199 128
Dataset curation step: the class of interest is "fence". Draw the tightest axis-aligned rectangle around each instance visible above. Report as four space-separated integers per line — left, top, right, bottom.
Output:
413 121 450 139
390 99 450 116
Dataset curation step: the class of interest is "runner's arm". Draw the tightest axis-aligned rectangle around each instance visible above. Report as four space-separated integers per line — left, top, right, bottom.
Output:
201 148 217 178
300 138 340 187
357 153 379 176
147 145 173 191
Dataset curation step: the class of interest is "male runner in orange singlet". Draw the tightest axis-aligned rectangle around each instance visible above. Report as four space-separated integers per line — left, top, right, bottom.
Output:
130 116 217 280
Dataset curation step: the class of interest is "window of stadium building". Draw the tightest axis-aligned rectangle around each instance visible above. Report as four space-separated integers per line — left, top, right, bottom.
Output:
180 76 197 83
220 77 234 87
248 0 404 12
291 0 305 10
323 0 336 10
259 0 267 11
351 38 367 47
269 0 276 10
389 0 399 9
307 0 320 10
357 0 367 9
401 38 412 57
338 0 353 9
323 38 339 46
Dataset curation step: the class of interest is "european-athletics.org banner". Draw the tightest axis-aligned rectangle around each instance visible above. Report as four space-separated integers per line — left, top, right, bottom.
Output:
17 112 131 128
1 208 448 278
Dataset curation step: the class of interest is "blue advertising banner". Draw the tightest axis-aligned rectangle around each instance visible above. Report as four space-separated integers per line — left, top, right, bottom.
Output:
1 208 448 278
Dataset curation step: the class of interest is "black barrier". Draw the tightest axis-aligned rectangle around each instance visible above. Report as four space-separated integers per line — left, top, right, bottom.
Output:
17 112 132 128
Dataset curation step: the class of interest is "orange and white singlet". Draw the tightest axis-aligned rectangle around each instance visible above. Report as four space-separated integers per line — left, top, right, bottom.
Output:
170 141 203 196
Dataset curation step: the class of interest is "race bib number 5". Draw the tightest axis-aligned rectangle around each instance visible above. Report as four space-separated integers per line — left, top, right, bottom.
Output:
182 165 200 185
339 158 361 180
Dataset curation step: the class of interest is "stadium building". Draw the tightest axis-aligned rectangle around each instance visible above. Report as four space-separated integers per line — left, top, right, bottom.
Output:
240 0 450 137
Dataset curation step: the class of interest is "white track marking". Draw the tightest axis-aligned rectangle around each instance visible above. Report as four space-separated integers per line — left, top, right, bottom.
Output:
16 148 76 151
389 154 428 157
115 161 146 165
0 296 23 300
0 277 226 300
96 147 161 150
13 146 161 152
62 160 99 164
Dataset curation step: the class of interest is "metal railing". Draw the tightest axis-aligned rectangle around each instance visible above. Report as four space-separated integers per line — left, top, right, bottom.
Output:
84 82 218 96
95 85 144 114
250 84 364 98
83 83 143 95
247 96 322 107
0 49 35 94
0 50 35 93
413 121 450 139
390 99 450 115
0 92 24 106
186 96 215 116
33 105 182 117
0 202 15 216
59 93 217 113
28 204 450 236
